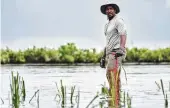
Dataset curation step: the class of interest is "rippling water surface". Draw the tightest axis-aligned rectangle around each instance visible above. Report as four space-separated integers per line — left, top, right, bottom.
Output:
0 64 170 108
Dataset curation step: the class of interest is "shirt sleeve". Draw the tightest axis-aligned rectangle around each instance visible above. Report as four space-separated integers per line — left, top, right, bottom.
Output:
116 18 127 36
104 23 108 36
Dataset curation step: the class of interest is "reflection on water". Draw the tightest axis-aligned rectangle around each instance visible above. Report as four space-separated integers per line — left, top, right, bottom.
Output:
0 65 170 108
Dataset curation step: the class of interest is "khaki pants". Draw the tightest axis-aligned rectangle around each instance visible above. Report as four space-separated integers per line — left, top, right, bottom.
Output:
105 52 125 107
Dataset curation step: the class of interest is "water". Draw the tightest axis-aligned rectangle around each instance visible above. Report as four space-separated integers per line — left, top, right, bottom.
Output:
0 64 170 108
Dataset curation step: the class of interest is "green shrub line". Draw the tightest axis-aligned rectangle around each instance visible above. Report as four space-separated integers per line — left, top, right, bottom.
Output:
1 43 170 64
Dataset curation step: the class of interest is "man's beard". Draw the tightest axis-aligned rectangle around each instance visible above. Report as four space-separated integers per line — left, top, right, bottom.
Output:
108 16 114 20
107 14 115 20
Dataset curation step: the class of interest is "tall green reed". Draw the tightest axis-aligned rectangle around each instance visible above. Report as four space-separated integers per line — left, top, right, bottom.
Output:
55 80 67 107
95 82 132 108
10 71 26 108
70 85 76 105
55 80 76 107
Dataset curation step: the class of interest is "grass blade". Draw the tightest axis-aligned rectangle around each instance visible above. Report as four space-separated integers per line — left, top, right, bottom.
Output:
65 86 66 106
160 79 165 99
60 80 65 105
22 78 26 102
37 91 40 108
70 85 76 105
29 90 39 103
55 82 61 95
0 97 4 104
124 91 126 107
155 81 161 90
76 88 80 108
127 92 132 108
165 94 168 107
85 93 99 108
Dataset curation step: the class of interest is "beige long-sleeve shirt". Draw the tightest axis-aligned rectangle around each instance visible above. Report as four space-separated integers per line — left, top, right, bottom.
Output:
104 15 127 55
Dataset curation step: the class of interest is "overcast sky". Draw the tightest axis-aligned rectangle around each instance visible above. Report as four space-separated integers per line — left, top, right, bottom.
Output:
1 0 170 51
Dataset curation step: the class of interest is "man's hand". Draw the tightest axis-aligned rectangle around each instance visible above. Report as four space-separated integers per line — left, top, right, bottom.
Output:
115 48 125 57
100 57 106 68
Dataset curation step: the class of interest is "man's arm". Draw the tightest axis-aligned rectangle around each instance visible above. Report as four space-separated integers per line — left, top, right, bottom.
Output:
120 35 126 50
117 18 127 51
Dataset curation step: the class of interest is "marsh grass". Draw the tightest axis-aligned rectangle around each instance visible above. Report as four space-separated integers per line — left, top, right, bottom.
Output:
99 101 105 108
160 79 168 108
10 71 26 108
55 80 66 107
76 88 80 108
3 71 170 108
5 71 133 108
29 89 40 108
123 91 126 108
98 67 132 108
37 90 40 108
0 97 4 104
29 89 39 103
70 85 76 105
101 82 109 96
127 92 132 108
155 81 161 91
85 93 99 108
97 82 132 108
55 80 77 107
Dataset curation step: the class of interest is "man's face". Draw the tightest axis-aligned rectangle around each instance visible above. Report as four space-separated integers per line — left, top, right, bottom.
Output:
105 6 116 17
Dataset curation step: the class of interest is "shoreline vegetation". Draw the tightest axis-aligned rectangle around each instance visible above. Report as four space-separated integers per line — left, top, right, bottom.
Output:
1 43 170 64
1 62 170 66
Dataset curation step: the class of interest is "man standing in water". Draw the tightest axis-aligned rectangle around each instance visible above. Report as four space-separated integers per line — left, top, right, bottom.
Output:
100 3 127 107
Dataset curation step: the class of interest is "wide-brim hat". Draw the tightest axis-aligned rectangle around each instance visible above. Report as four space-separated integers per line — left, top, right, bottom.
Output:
100 3 120 15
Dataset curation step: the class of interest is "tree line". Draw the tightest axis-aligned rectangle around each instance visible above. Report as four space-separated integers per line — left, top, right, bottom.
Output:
1 43 170 64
